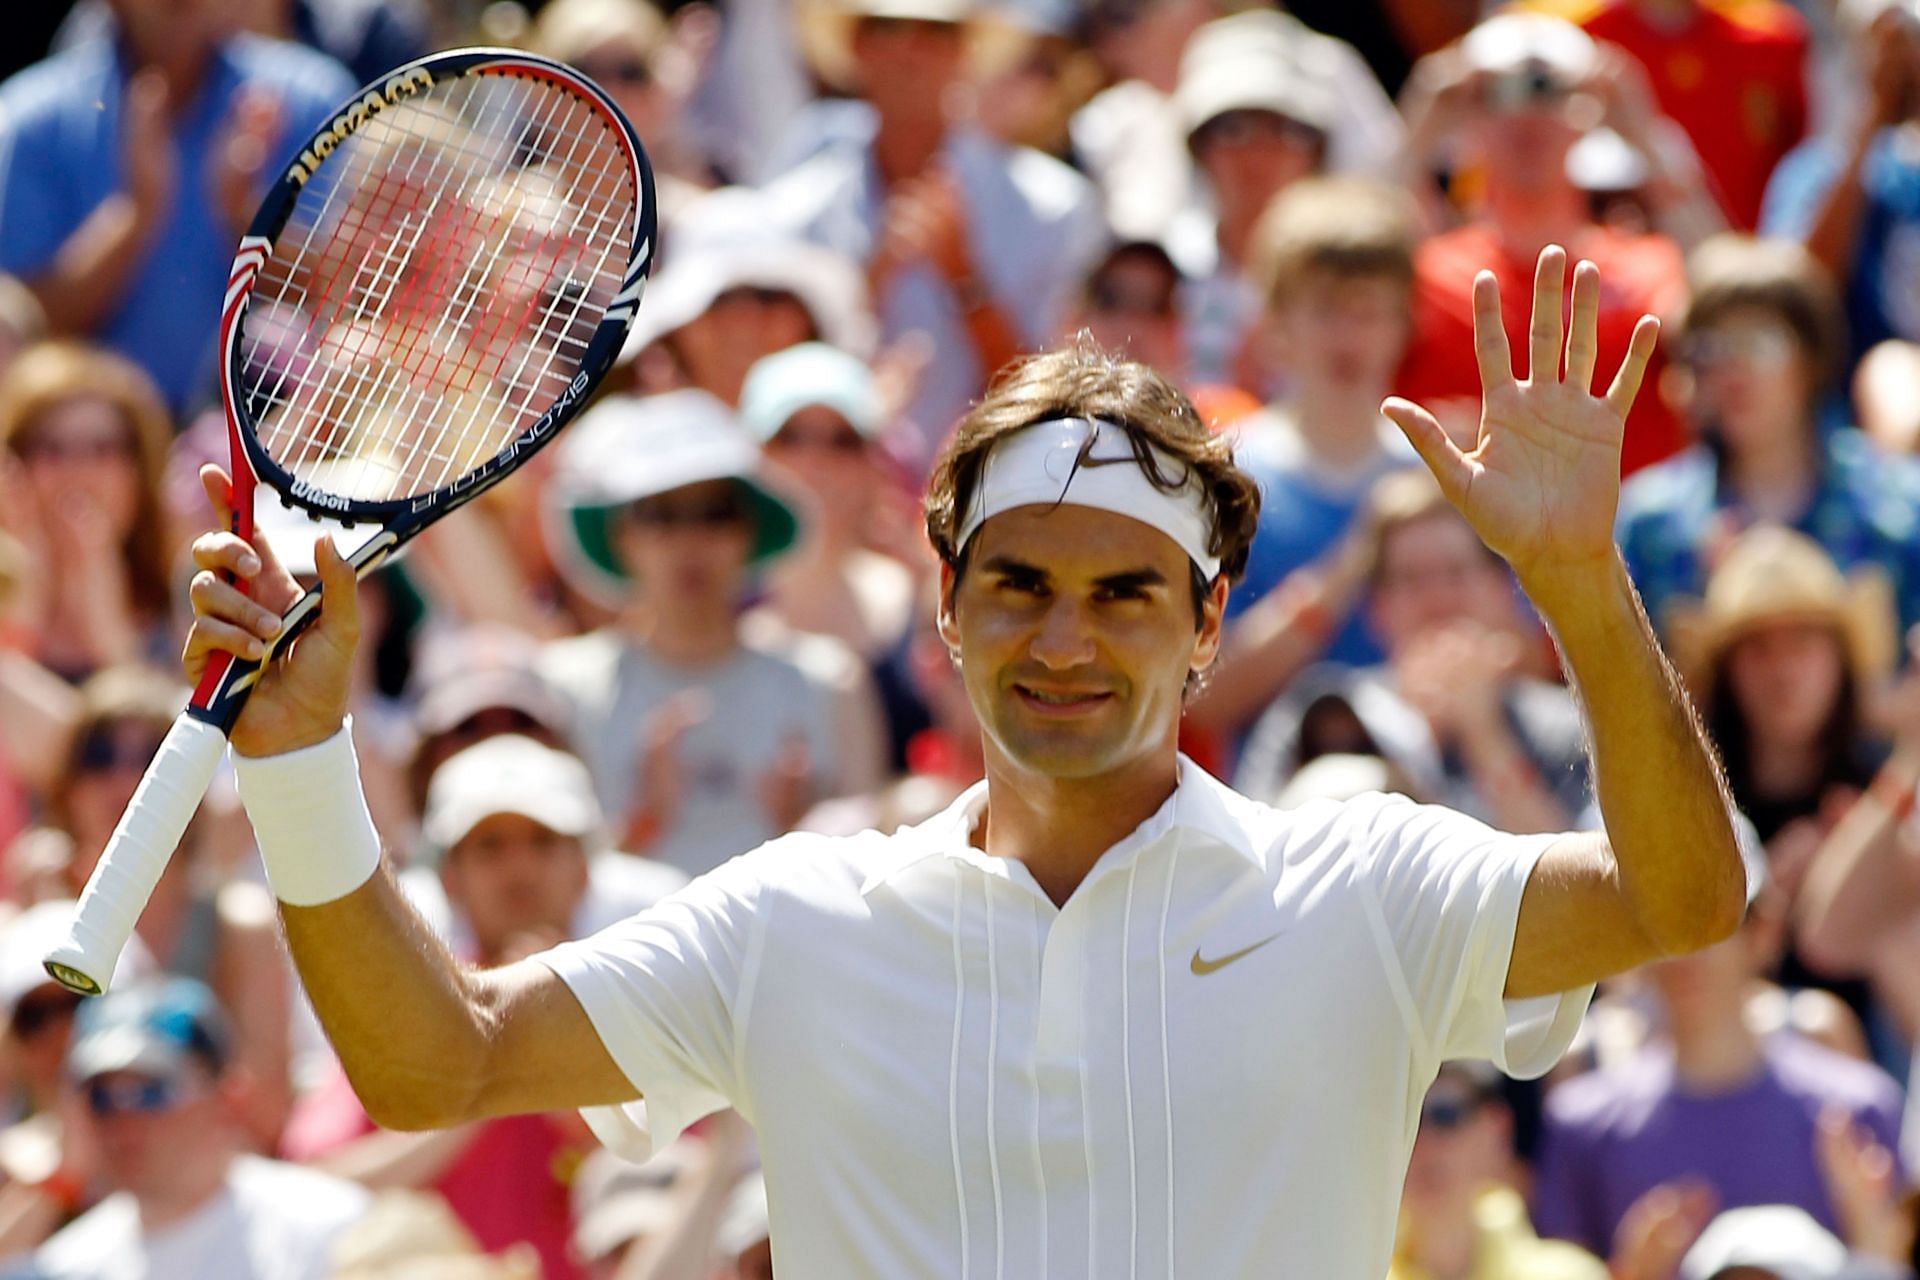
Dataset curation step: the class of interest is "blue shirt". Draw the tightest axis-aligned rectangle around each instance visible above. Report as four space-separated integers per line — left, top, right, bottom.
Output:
1761 127 1920 360
1616 429 1920 636
1229 411 1416 666
0 36 355 414
759 106 1103 474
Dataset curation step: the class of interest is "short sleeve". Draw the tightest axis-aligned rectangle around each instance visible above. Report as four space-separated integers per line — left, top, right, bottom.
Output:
1353 794 1593 1077
533 852 771 1161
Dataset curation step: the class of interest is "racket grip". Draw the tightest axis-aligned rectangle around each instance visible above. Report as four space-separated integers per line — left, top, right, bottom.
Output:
43 715 228 995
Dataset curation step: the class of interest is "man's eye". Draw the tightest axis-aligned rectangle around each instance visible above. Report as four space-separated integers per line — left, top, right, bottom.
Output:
999 577 1046 595
1097 585 1148 603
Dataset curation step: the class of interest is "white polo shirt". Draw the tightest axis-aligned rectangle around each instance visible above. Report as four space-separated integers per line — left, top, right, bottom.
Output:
536 756 1592 1278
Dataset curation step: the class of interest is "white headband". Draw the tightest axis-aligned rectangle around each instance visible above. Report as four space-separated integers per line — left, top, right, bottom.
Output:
956 417 1221 578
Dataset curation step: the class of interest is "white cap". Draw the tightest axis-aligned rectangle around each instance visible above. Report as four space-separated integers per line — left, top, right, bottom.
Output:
1175 10 1337 139
1678 1205 1850 1280
1461 13 1598 84
421 735 603 858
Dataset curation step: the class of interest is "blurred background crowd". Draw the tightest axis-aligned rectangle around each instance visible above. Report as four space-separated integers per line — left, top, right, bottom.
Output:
3 0 1920 1275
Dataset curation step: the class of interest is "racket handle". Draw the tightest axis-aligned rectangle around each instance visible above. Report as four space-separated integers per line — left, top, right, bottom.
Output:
43 715 228 995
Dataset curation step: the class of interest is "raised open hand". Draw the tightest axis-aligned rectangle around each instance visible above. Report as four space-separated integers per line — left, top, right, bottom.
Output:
1383 245 1658 585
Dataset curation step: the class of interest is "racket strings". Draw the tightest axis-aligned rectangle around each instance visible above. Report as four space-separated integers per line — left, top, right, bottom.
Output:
241 71 637 504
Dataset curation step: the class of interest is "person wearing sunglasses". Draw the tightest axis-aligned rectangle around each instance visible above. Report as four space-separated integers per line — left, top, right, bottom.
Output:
0 902 154 1262
543 390 884 876
16 978 368 1280
740 342 919 670
1391 1061 1607 1280
33 666 295 1151
1617 233 1920 643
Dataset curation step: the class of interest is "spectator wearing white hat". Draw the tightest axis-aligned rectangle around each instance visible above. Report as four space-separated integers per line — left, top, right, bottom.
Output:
617 187 875 411
1677 1203 1913 1280
758 0 1103 473
285 736 627 1280
1071 0 1404 283
1397 12 1700 475
740 342 919 665
1165 8 1342 390
541 390 882 876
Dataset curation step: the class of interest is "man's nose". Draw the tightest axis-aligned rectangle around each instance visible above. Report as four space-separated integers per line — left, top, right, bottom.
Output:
1028 596 1097 669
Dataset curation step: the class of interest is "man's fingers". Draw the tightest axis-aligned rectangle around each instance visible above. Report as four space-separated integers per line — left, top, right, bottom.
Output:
1527 244 1567 385
189 569 284 639
1566 259 1601 391
1383 396 1473 506
1470 271 1514 394
192 531 262 578
183 617 269 676
1605 314 1662 419
199 464 235 530
310 536 361 650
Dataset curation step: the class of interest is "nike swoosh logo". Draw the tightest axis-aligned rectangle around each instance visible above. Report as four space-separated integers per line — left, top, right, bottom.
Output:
1190 932 1283 976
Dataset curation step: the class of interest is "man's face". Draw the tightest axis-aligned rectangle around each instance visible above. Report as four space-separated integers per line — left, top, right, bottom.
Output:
1400 1078 1504 1210
939 504 1223 782
1074 252 1184 374
1679 307 1813 453
106 0 225 77
1368 514 1512 652
1191 110 1321 215
83 1064 223 1199
441 813 588 960
614 480 755 613
850 17 967 118
1724 622 1847 751
1267 272 1409 394
672 290 817 407
1463 70 1588 194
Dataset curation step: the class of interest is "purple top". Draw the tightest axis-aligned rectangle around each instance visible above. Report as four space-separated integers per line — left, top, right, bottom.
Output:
1530 1033 1907 1255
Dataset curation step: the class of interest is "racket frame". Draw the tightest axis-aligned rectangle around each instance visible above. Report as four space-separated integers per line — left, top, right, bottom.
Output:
46 47 655 996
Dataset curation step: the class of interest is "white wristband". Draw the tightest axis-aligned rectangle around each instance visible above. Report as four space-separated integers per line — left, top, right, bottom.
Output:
233 721 382 907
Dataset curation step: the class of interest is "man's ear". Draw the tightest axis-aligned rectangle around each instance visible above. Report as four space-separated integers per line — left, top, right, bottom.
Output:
936 560 960 653
1191 575 1230 674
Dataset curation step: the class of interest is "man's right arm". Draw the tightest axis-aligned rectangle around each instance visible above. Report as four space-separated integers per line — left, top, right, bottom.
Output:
278 861 636 1129
185 465 635 1129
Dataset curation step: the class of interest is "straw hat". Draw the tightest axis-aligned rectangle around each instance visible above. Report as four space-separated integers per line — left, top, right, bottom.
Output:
796 0 1029 92
1666 526 1897 700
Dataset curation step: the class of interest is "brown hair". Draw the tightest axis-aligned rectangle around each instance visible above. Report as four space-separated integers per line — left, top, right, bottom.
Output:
924 342 1260 618
1356 468 1499 586
49 665 185 825
1680 234 1846 395
1250 177 1418 309
0 342 174 620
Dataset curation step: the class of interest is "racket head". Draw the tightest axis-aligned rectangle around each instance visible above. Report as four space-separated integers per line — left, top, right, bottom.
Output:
220 47 655 525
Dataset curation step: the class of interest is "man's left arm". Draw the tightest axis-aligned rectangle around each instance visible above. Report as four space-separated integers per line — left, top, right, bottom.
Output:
1504 552 1745 997
1383 246 1747 1003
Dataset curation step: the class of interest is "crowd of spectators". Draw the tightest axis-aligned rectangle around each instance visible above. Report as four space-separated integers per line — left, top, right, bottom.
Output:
3 0 1920 1274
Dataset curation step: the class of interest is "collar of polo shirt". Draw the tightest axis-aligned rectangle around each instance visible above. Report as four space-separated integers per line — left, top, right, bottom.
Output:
955 417 1222 580
858 754 1263 895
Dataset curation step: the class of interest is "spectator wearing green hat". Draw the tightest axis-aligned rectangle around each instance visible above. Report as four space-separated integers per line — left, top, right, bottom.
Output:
540 390 884 876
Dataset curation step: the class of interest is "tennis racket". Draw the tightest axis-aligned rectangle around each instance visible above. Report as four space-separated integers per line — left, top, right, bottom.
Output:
45 47 655 995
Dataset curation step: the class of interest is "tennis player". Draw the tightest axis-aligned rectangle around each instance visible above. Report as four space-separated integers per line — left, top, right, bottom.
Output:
182 246 1745 1276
